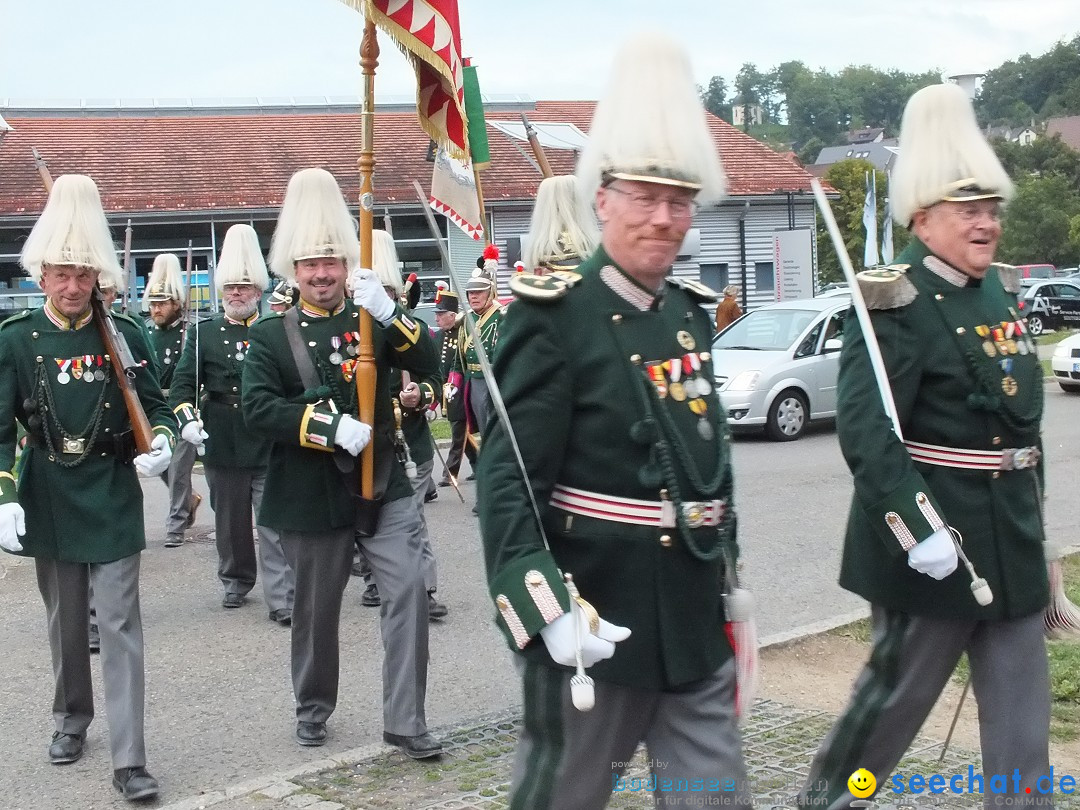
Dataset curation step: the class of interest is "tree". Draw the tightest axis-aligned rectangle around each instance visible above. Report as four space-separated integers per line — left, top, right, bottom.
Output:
796 136 826 166
997 174 1080 267
734 62 766 130
817 159 892 284
700 75 731 123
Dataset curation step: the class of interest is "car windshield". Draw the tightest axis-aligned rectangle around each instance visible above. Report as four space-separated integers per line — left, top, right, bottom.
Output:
714 308 817 351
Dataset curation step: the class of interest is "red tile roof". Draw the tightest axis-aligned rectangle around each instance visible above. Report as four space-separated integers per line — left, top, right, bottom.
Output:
1046 115 1080 152
0 101 819 217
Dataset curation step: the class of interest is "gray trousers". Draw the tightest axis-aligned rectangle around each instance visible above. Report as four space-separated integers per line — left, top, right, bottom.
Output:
160 438 197 536
279 496 429 735
468 378 492 436
408 456 438 593
800 606 1052 810
35 554 146 769
204 465 294 612
511 657 750 809
444 413 476 479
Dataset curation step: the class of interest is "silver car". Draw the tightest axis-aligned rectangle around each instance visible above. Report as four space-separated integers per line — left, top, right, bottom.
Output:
713 296 851 441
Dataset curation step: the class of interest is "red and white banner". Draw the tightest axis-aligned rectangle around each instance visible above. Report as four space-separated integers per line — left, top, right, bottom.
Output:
429 147 483 240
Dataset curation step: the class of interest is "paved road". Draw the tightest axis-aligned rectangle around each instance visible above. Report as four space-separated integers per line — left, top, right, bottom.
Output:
0 383 1075 809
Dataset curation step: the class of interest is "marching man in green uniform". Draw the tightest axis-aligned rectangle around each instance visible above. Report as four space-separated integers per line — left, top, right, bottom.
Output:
449 244 503 444
370 230 447 620
0 175 175 801
478 33 751 809
242 168 443 757
799 83 1051 809
433 286 475 486
170 224 295 621
520 174 600 275
143 254 201 547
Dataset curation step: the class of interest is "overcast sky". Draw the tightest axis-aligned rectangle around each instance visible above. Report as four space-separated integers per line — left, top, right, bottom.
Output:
2 0 1079 104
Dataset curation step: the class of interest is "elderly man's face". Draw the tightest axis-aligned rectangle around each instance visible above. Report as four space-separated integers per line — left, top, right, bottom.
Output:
912 199 1002 278
435 310 456 330
40 264 99 319
467 289 491 314
223 283 260 321
595 180 696 283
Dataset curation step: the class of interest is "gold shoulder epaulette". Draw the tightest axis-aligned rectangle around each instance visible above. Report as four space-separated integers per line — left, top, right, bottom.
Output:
509 270 580 302
666 276 719 303
0 310 33 331
857 265 917 310
992 263 1021 294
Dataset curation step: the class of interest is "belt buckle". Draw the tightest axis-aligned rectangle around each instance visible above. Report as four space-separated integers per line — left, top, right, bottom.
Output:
1012 447 1039 470
683 503 705 529
62 437 86 455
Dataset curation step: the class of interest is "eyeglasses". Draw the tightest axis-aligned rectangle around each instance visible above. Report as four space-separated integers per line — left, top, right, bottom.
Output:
949 202 1001 223
605 185 699 218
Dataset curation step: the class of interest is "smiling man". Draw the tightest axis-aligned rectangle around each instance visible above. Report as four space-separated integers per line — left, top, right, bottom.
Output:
478 33 750 809
0 174 175 802
242 168 442 758
799 84 1051 810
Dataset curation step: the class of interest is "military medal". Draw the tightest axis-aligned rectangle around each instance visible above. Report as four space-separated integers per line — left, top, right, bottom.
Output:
163 348 172 365
688 398 714 440
665 359 684 401
329 336 343 365
676 330 696 351
1002 376 1018 396
235 341 246 361
646 364 668 398
343 332 357 356
669 381 686 402
55 358 71 385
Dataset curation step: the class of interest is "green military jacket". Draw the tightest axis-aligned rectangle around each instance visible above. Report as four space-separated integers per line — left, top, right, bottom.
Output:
438 325 466 422
837 238 1048 620
478 247 738 691
241 297 439 533
170 312 272 469
388 318 440 466
452 303 502 382
146 317 185 390
0 305 175 563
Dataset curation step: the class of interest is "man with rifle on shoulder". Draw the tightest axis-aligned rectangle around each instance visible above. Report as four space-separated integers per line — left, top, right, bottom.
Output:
0 174 176 802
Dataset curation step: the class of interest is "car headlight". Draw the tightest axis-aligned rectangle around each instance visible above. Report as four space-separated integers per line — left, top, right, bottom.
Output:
726 370 761 391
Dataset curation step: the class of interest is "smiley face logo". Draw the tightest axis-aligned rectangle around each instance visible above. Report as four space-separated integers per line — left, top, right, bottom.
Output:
848 768 876 798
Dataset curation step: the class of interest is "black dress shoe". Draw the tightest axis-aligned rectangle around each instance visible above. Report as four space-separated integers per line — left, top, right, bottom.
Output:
296 721 327 746
428 592 448 620
269 609 292 626
112 766 159 801
465 472 476 481
424 490 438 503
383 731 443 759
48 732 83 764
437 477 453 488
222 593 245 609
361 582 381 607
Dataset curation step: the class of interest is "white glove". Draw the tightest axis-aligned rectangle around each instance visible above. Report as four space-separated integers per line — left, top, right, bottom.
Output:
540 609 632 669
444 384 458 402
134 434 172 477
350 269 397 326
908 526 959 580
334 414 372 457
181 420 208 448
0 502 26 553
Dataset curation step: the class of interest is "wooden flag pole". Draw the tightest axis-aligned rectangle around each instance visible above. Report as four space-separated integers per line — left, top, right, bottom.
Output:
356 17 379 500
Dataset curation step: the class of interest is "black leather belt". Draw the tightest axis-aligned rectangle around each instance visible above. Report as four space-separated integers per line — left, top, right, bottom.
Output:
25 430 136 461
205 392 242 406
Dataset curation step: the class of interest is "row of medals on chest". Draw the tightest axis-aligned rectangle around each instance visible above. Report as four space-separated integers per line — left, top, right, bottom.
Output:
639 329 715 440
50 354 108 385
967 317 1033 397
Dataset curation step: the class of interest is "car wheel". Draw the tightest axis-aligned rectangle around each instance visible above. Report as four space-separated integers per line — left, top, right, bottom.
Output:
765 389 808 441
1027 315 1044 336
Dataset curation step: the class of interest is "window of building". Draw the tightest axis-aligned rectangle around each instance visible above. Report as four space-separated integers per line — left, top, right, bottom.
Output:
755 261 775 292
700 263 729 291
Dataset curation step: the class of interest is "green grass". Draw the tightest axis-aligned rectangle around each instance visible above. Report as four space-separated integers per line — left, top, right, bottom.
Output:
430 418 451 441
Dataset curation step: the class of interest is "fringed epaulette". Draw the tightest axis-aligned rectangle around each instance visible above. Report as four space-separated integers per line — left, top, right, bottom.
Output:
993 263 1021 294
0 310 32 331
666 276 719 303
508 269 581 303
856 264 918 310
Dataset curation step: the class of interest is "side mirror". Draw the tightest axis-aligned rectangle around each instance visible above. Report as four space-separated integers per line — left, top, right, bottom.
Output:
823 338 843 353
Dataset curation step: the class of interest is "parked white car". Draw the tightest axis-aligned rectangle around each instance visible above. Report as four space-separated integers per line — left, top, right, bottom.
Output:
1051 333 1080 393
713 296 850 440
